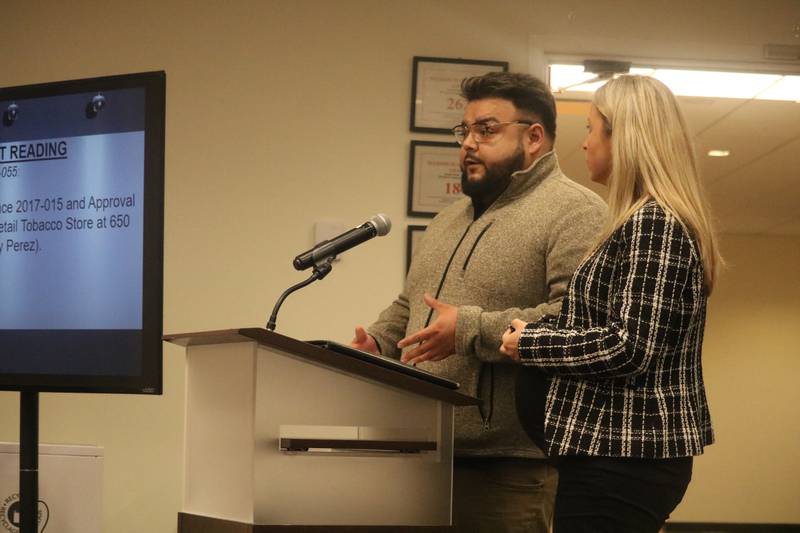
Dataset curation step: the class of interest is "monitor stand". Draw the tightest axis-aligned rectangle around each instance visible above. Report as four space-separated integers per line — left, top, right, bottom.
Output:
19 391 39 533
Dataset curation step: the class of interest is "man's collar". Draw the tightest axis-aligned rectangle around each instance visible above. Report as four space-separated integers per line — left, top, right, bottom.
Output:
511 149 555 178
490 150 559 210
466 150 560 219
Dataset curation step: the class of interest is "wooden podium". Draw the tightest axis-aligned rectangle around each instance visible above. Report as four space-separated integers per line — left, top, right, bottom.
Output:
164 328 478 532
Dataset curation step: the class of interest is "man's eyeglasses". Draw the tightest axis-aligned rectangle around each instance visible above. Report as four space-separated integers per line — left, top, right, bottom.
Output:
451 120 534 145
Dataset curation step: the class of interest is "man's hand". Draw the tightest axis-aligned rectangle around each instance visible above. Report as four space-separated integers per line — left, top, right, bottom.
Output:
350 326 379 355
499 318 528 362
398 293 457 365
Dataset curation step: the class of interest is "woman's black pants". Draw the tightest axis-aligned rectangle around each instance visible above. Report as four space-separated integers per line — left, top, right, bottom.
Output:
553 455 693 533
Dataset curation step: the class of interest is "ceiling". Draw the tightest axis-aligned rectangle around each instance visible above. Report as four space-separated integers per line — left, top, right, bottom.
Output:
553 90 800 237
556 97 800 236
518 0 800 236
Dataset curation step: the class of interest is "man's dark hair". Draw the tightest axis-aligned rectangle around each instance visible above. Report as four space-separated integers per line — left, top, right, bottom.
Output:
460 72 557 140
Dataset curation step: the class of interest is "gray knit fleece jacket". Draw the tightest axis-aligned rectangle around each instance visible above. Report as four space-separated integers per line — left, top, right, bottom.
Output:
367 152 607 458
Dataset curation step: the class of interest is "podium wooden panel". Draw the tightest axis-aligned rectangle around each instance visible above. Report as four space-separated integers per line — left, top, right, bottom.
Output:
165 328 477 532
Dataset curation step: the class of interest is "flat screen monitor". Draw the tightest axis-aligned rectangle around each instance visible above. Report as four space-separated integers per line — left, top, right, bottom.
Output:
0 71 165 394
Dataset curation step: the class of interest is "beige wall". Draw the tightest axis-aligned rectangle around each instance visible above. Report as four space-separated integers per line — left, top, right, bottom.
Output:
672 234 800 523
1 1 798 531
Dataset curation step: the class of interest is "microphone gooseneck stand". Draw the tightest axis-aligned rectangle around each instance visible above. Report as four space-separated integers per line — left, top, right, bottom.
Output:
266 257 334 332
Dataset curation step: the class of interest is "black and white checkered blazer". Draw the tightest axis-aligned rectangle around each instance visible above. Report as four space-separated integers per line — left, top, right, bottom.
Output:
518 200 714 458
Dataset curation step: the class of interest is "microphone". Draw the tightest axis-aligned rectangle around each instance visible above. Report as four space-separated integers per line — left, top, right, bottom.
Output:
293 214 391 270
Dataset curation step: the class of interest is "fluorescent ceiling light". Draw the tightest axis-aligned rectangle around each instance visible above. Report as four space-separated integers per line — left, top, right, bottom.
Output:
707 149 731 157
755 75 800 102
549 64 800 102
651 69 780 99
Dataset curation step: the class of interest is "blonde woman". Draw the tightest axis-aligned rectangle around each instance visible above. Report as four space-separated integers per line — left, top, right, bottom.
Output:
500 75 721 532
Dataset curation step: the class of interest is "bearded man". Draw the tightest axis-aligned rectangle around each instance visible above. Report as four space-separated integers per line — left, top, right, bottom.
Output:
351 72 607 533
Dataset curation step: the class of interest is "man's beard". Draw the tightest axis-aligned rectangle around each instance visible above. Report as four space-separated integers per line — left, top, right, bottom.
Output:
461 144 526 202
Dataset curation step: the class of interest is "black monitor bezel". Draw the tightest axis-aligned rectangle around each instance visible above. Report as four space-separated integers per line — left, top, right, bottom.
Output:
0 71 165 394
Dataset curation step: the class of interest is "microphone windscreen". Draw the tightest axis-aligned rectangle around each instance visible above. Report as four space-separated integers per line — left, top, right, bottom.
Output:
370 213 392 236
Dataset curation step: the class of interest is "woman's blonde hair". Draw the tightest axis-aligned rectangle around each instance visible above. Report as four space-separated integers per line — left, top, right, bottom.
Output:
592 75 722 294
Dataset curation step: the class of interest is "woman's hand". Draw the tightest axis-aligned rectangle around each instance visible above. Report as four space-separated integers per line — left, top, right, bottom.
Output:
499 318 528 361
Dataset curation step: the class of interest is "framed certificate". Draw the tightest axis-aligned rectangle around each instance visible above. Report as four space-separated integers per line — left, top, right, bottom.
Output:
408 140 463 218
410 56 508 133
406 225 427 273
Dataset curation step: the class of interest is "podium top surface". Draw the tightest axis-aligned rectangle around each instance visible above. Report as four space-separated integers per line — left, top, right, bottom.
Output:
164 328 479 406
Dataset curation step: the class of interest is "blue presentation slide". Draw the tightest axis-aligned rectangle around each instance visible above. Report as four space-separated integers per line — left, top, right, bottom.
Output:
0 134 144 329
0 88 145 331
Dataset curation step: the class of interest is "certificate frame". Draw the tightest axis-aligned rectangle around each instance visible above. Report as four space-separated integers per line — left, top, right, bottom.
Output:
407 140 463 218
410 56 508 133
406 224 427 273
